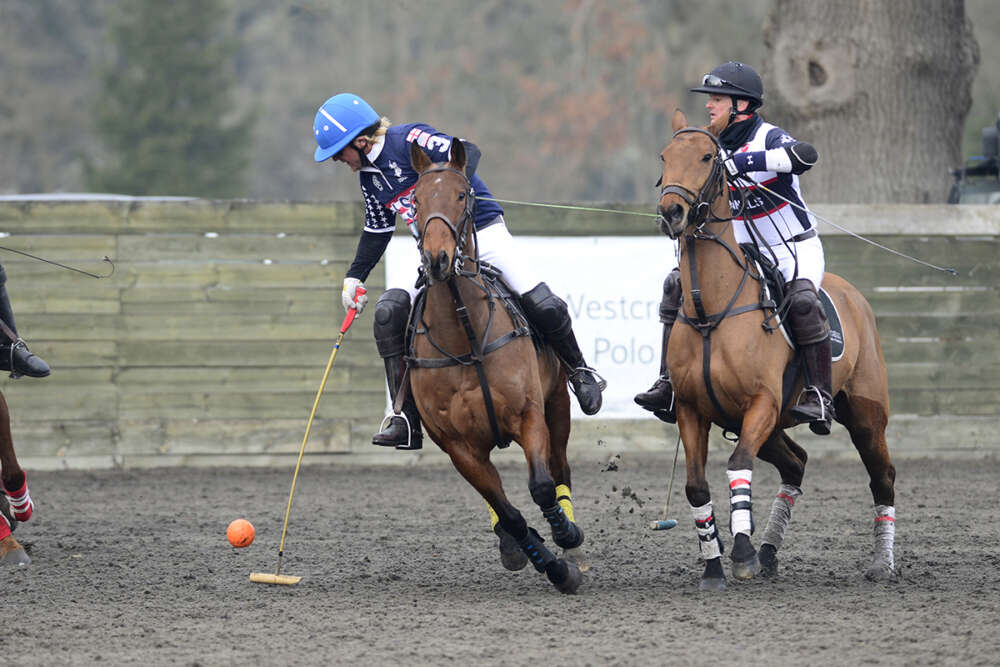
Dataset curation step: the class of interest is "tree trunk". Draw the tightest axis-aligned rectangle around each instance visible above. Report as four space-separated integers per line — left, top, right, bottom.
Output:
763 0 979 203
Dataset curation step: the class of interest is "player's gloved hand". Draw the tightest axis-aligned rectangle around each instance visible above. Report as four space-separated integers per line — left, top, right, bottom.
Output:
342 278 368 314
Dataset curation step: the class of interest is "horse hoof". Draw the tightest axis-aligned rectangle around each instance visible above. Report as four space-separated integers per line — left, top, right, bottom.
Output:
864 562 896 583
731 554 760 580
496 528 529 572
2 547 30 567
759 543 778 577
699 576 727 591
553 559 583 595
563 546 590 573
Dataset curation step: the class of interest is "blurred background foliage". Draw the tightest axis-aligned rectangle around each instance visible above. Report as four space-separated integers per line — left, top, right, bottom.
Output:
0 0 994 203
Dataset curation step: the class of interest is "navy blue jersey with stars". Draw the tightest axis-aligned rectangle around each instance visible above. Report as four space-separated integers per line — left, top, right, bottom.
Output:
358 122 502 234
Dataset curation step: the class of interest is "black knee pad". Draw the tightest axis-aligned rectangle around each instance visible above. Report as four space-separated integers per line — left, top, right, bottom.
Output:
521 282 571 339
373 289 412 358
659 267 682 325
784 280 828 345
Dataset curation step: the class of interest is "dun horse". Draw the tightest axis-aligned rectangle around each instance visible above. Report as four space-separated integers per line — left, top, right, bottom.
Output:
0 390 33 566
405 140 585 594
656 110 896 590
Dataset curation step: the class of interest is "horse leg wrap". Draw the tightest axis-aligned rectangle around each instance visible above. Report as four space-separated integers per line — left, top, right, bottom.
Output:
691 502 724 560
727 469 753 536
542 504 583 550
555 484 575 523
0 494 14 539
517 527 568 584
872 504 896 570
4 471 32 522
760 483 801 550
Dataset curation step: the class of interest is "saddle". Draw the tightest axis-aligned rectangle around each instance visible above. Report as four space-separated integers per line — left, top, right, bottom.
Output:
738 243 845 416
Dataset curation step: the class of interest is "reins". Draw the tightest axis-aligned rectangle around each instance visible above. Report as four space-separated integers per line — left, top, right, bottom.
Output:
405 164 530 448
665 126 773 433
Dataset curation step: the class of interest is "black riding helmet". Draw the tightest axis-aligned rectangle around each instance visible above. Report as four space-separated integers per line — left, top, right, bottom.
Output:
690 61 763 120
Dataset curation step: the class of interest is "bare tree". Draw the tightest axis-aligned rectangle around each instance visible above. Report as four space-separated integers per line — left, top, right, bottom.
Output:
764 0 979 203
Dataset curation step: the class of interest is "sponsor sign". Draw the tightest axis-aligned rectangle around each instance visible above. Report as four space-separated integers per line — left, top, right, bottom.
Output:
386 236 678 418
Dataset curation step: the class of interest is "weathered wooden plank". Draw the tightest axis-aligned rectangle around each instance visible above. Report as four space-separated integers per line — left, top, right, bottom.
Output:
117 388 383 420
885 362 1000 389
116 233 354 262
117 340 381 368
116 418 353 455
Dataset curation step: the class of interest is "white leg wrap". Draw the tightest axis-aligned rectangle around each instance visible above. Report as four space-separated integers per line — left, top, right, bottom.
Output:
761 483 802 549
691 501 722 561
727 469 753 536
872 504 896 570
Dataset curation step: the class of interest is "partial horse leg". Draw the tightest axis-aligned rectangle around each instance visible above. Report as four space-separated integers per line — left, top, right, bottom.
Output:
447 442 581 594
0 493 30 566
0 391 31 566
727 393 779 580
678 404 725 590
543 384 588 571
755 430 808 576
836 393 897 581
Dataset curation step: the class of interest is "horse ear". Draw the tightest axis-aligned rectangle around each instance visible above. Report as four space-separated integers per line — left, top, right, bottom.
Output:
671 109 687 133
410 141 432 174
449 139 467 172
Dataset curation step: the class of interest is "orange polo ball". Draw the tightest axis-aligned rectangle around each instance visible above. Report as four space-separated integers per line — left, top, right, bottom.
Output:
227 519 255 548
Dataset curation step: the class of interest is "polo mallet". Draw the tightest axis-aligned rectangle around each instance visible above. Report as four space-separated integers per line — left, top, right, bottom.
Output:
649 432 681 531
250 287 365 585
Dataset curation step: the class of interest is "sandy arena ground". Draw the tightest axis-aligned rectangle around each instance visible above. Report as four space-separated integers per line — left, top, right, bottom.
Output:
5 449 999 666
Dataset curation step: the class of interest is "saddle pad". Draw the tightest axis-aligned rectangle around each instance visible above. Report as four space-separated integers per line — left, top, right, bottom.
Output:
771 285 845 362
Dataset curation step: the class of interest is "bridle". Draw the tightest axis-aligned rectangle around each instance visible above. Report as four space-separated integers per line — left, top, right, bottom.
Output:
657 126 734 236
414 165 477 269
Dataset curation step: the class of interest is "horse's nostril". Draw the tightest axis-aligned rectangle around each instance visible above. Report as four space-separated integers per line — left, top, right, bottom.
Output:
667 203 684 224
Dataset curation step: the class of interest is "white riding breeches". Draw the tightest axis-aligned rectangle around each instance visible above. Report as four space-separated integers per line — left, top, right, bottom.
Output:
767 234 825 289
389 215 542 299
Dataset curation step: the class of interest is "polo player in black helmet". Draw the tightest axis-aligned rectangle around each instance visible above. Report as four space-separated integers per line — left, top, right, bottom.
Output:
635 61 835 435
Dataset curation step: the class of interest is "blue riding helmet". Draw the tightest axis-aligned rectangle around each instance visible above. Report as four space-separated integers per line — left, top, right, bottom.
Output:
313 93 380 162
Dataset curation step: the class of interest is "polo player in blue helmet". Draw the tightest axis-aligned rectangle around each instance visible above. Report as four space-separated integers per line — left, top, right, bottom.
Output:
314 93 605 450
635 61 834 436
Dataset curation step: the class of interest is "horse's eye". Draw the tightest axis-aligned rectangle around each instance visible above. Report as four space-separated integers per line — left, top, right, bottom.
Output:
655 176 662 188
458 192 466 201
702 153 712 162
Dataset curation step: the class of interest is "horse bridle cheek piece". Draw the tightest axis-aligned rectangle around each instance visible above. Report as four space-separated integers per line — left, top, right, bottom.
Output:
414 165 477 273
662 127 766 436
658 127 730 236
409 164 521 449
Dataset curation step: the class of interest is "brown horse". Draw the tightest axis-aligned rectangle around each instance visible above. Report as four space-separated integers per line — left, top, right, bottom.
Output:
656 110 896 590
0 390 33 566
405 139 584 594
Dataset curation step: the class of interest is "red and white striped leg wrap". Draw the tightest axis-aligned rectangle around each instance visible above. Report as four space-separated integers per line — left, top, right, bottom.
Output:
0 512 10 541
5 473 33 522
873 504 895 569
727 469 753 536
761 483 802 550
691 501 722 560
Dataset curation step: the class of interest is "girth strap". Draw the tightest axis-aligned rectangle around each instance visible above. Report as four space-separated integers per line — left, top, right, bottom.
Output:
406 273 529 449
678 233 766 434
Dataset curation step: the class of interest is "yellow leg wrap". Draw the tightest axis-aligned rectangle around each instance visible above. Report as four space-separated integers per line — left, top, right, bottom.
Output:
486 501 500 530
555 484 575 523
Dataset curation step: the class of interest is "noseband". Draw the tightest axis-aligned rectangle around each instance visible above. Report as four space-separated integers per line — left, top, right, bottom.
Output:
414 165 477 262
658 126 731 235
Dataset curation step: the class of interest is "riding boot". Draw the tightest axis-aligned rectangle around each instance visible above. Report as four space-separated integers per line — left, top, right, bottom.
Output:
371 355 423 450
0 283 50 379
789 337 835 435
521 283 605 415
633 323 676 423
635 268 681 422
371 288 422 450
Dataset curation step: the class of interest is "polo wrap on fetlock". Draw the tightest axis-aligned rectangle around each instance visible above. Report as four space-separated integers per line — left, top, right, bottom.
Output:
4 472 33 522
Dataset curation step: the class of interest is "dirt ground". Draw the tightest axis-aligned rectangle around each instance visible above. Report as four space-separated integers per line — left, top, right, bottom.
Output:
5 449 999 666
